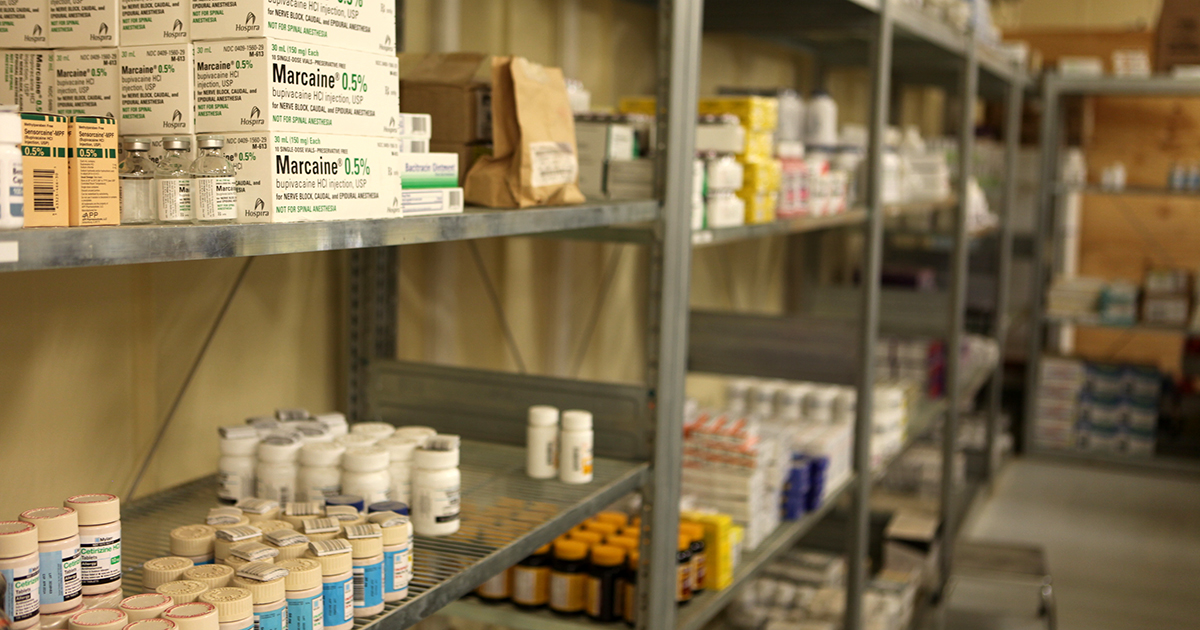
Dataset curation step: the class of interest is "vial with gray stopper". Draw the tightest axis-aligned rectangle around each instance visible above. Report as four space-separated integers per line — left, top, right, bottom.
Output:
156 136 194 223
119 137 156 224
190 134 237 224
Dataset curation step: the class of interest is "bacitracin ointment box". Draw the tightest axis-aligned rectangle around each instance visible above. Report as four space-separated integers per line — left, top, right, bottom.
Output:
54 49 119 118
0 0 49 48
194 39 399 137
20 112 70 227
190 0 395 55
224 132 400 222
400 152 457 190
48 0 119 48
2 51 54 112
120 0 189 45
68 116 119 226
119 43 194 135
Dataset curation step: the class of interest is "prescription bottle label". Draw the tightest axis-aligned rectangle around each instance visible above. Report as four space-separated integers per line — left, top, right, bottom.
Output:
254 606 285 630
511 566 549 606
286 592 322 630
476 570 509 599
79 532 121 587
157 178 191 222
675 563 691 602
622 582 636 625
692 551 706 590
1 564 40 623
352 562 383 608
417 485 460 524
39 546 82 604
323 577 353 626
193 177 236 221
584 576 602 618
548 572 585 613
217 472 244 502
383 548 410 594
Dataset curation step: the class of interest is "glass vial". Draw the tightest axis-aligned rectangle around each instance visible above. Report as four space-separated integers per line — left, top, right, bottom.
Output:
157 136 194 224
190 134 237 224
119 137 156 225
0 107 23 230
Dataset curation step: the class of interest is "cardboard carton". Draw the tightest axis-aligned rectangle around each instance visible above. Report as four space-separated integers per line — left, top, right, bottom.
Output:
399 52 491 144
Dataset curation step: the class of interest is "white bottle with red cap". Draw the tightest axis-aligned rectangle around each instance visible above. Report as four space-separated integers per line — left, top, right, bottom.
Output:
0 520 42 630
64 494 122 596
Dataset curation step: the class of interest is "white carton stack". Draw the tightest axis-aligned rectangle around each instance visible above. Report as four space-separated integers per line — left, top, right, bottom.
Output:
399 113 463 216
1034 357 1086 450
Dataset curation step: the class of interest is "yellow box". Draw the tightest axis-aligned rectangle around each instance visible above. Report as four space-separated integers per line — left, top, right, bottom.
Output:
742 130 775 162
738 188 778 224
739 158 782 192
682 511 738 591
19 113 69 228
67 116 119 227
698 96 779 131
619 96 657 117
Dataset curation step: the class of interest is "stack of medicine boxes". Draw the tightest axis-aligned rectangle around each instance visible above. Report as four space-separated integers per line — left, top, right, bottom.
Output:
698 96 782 225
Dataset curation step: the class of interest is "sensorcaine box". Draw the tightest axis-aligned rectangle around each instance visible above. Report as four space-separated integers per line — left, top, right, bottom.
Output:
401 188 463 216
54 49 120 119
193 39 399 137
68 116 119 226
0 0 49 48
119 43 194 135
2 51 54 112
224 132 400 222
120 0 189 45
190 0 395 55
400 152 456 190
20 112 70 227
47 0 119 48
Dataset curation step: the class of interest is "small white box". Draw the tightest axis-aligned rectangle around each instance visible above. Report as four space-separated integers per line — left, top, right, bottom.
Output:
1 50 54 112
119 43 194 135
224 132 401 222
0 0 49 48
402 188 463 216
398 136 428 153
189 0 395 55
54 49 120 119
400 152 458 190
695 119 745 154
48 0 119 48
120 0 189 45
397 113 431 138
194 39 399 137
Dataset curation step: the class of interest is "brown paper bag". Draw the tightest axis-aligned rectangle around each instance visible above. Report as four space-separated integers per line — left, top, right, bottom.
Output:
464 56 585 208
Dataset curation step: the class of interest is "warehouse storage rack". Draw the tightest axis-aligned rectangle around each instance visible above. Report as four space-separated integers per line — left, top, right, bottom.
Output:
0 1 1024 630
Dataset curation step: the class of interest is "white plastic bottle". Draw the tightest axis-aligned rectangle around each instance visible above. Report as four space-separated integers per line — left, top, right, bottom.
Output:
526 406 559 479
308 540 353 630
1 108 25 230
344 525 384 617
63 494 122 595
340 446 391 505
559 411 594 484
189 135 236 224
18 507 82 614
298 441 345 501
277 558 323 630
412 435 461 537
806 90 839 147
218 426 260 503
256 434 302 504
0 521 42 630
377 435 421 503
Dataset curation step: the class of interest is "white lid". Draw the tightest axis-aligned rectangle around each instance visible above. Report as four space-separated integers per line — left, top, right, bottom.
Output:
163 602 218 630
126 619 176 630
183 564 235 589
414 434 460 469
365 513 411 546
246 417 282 438
258 433 302 462
206 507 244 526
198 588 252 623
350 422 396 440
335 433 378 449
64 494 121 525
142 557 195 589
528 405 559 427
0 110 21 144
171 525 216 556
561 410 593 431
274 408 310 421
69 608 127 630
229 575 286 604
314 413 348 437
218 427 259 456
0 520 38 557
276 558 321 591
376 435 422 462
250 520 292 535
299 441 346 467
119 593 174 618
20 506 78 540
342 445 390 472
283 421 331 444
391 426 437 445
155 581 209 606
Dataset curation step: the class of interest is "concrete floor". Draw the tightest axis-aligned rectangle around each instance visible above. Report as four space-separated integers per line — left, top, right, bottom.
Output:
960 458 1200 630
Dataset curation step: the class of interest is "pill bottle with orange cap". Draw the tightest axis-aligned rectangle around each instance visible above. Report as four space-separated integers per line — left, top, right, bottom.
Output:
583 521 617 541
0 520 42 630
510 544 552 609
547 540 588 615
63 494 121 596
584 545 625 622
593 512 629 528
681 523 707 593
676 534 692 604
567 530 602 548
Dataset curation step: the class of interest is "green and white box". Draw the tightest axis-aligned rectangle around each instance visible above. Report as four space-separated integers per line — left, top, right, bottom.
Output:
48 0 119 48
189 0 395 55
194 39 399 137
400 152 457 189
54 49 119 118
402 188 463 216
119 43 195 134
224 132 400 222
1 50 54 112
0 0 49 48
120 0 189 45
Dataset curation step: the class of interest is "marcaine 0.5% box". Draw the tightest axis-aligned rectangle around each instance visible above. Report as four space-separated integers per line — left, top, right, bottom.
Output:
224 132 400 222
194 38 399 138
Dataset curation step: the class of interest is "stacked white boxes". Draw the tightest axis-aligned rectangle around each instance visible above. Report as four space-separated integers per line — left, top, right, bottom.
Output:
398 114 463 216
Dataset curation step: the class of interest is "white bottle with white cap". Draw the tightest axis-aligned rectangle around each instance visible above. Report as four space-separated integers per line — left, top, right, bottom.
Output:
298 442 345 501
257 434 303 504
340 446 391 505
350 422 395 442
559 411 594 484
526 406 559 479
313 413 348 438
0 520 42 630
377 436 421 504
411 435 461 537
63 494 121 596
0 107 23 230
218 426 260 503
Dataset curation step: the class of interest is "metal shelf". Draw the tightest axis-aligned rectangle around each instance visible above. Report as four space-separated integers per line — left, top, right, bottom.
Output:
0 200 660 273
1080 185 1200 197
1044 315 1191 334
119 441 649 630
871 396 947 485
1047 74 1200 96
693 210 866 247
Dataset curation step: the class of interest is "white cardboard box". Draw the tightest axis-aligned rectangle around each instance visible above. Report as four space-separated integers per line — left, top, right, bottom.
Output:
401 188 463 216
398 136 428 153
396 113 430 138
194 39 399 137
400 153 457 190
119 0 189 45
1 50 54 112
54 49 119 118
0 0 49 48
119 43 194 135
224 132 400 222
189 0 395 55
48 0 119 48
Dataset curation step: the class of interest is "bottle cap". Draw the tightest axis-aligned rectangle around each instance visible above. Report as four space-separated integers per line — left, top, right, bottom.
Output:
218 428 259 456
342 445 390 472
591 545 625 567
229 575 286 605
247 417 282 438
19 506 78 541
258 434 302 463
195 135 225 149
163 602 218 630
344 524 383 558
276 558 321 592
198 588 251 623
414 435 460 469
82 591 124 610
322 495 364 511
64 494 121 526
0 110 21 144
170 525 217 556
162 136 192 151
594 511 629 528
142 557 196 589
299 441 345 467
528 406 559 427
678 534 690 552
390 426 436 445
607 536 638 552
365 513 410 546
122 137 152 151
275 408 310 421
584 521 617 538
376 436 421 462
553 540 587 562
681 523 705 542
126 620 176 630
249 520 293 535
119 593 174 622
229 542 278 562
562 410 592 431
69 608 128 630
350 421 395 441
569 530 602 547
0 520 38 557
306 549 352 576
284 421 331 444
314 413 348 436
206 507 245 527
155 581 209 606
335 433 377 449
183 564 235 589
366 501 408 515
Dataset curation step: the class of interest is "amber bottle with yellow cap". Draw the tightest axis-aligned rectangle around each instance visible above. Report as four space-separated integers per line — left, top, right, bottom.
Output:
607 536 638 554
548 540 588 615
593 512 629 529
585 545 625 622
583 521 617 542
511 544 552 609
682 523 707 593
675 534 692 604
621 550 638 627
567 530 602 548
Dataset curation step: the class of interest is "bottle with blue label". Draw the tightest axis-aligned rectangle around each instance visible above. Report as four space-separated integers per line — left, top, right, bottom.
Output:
230 562 289 630
0 521 42 630
198 586 255 630
345 524 385 617
18 507 82 615
366 511 412 603
309 539 354 630
278 558 324 630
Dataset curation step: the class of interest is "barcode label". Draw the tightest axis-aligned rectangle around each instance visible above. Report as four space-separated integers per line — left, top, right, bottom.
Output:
32 169 55 213
412 117 427 133
352 571 365 605
413 141 427 153
449 189 462 210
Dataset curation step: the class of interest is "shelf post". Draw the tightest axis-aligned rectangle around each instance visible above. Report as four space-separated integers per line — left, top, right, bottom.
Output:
845 2 892 629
